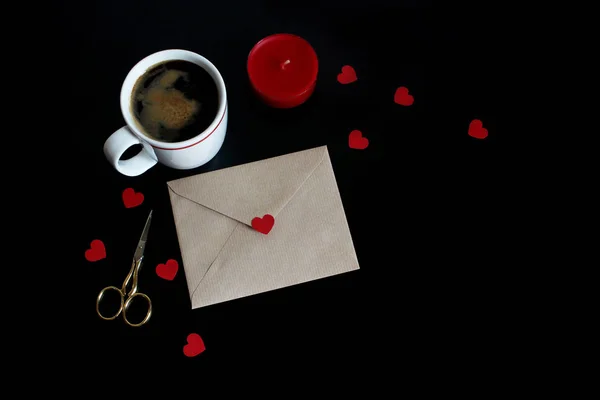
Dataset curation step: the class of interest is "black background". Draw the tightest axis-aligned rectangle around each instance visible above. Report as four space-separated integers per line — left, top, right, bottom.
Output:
48 0 514 375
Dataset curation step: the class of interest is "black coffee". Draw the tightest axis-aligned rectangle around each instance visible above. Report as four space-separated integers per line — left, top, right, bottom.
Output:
131 60 218 143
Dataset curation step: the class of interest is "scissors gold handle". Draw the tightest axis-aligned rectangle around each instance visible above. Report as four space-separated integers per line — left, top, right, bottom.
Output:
96 257 152 327
96 210 153 327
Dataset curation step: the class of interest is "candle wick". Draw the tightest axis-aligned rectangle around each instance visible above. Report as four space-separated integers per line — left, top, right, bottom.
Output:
280 59 291 70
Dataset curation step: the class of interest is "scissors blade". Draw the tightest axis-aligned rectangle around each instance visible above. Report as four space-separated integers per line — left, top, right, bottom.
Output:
134 210 153 261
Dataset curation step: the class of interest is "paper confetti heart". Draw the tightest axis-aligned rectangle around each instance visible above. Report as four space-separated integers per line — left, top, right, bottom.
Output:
468 119 488 139
394 86 414 106
156 259 179 281
348 130 369 150
337 65 357 84
85 239 106 262
183 333 206 357
252 214 275 234
122 188 144 208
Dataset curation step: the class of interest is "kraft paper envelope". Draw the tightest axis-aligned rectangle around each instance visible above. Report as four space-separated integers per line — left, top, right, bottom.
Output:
167 145 359 309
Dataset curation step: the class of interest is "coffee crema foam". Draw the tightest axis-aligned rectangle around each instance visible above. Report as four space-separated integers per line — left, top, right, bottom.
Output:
137 69 200 132
131 60 219 143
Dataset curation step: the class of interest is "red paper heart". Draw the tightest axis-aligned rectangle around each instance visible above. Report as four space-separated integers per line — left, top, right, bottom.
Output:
156 259 179 281
337 65 357 84
122 188 144 208
85 239 106 262
252 214 275 234
394 86 414 106
468 119 488 139
183 333 206 357
348 130 369 150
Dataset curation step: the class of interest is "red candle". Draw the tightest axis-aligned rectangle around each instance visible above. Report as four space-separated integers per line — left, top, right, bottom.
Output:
247 33 318 108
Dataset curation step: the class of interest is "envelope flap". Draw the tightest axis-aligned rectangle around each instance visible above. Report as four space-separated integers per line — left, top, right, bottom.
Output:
166 146 327 226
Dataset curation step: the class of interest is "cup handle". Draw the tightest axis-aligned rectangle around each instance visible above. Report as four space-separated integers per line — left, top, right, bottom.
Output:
104 127 158 176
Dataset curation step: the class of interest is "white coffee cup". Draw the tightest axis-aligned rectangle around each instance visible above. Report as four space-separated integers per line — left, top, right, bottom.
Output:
104 49 228 176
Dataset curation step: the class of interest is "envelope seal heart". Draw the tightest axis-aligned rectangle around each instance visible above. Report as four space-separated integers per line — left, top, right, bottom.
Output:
166 146 360 309
252 214 275 234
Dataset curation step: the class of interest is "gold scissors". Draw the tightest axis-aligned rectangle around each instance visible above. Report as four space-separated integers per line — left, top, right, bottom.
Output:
96 210 153 327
